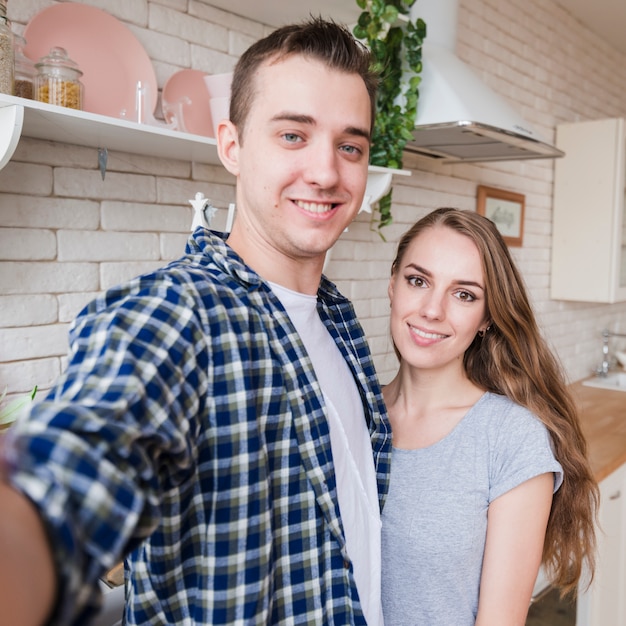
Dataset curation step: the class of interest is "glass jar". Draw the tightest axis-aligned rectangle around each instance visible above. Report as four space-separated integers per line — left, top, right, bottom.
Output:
13 33 34 99
0 5 14 96
35 46 83 110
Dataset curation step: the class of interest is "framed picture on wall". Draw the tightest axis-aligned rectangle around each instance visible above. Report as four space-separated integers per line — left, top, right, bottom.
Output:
476 185 525 247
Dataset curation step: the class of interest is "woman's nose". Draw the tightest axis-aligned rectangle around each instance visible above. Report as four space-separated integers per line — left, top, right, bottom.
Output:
419 290 445 320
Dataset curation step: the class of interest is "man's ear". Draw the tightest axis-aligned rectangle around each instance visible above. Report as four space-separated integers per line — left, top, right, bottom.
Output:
216 120 240 176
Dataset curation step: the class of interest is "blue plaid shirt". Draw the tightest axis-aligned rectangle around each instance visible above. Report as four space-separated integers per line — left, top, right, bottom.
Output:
7 229 392 625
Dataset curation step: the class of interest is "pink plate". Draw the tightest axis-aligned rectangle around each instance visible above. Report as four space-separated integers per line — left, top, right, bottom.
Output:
24 3 157 119
162 69 214 137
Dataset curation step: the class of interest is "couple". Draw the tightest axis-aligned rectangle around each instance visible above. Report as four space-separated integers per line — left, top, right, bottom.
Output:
1 18 597 626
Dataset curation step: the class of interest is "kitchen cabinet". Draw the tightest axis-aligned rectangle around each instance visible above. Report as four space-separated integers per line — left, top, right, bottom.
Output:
576 462 626 626
550 117 626 303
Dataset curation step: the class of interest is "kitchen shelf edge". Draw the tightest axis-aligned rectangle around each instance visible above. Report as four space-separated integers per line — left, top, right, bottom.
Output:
0 94 222 168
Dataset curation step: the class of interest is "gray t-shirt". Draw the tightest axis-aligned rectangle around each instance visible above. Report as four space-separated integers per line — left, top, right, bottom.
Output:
381 392 563 626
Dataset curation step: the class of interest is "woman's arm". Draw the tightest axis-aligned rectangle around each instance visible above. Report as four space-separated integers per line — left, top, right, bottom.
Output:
476 472 554 626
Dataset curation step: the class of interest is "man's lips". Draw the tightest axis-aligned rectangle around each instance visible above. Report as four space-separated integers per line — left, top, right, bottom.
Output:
294 199 338 214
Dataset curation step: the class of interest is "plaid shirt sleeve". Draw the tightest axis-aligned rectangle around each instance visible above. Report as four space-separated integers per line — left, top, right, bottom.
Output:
6 273 210 624
5 230 392 625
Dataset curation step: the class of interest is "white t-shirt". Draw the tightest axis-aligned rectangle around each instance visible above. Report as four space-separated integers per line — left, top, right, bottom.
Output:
270 281 383 626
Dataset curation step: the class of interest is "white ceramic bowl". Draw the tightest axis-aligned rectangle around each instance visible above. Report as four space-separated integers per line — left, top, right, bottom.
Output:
616 350 626 369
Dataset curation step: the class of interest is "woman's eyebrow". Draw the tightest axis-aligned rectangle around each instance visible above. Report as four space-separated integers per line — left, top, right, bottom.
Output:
404 263 485 290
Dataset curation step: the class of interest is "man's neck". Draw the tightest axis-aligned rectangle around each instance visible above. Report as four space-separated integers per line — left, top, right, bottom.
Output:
226 228 325 295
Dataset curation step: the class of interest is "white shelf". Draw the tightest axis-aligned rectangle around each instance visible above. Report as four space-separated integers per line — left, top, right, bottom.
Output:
0 95 412 204
360 165 411 215
0 93 221 168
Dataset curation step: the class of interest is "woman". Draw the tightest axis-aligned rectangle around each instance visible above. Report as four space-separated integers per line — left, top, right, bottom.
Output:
381 208 598 626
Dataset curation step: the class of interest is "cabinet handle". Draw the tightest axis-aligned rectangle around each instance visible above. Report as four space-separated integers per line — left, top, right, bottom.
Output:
609 490 621 500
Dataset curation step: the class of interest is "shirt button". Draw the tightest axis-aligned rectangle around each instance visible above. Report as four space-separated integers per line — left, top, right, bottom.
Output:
343 560 350 569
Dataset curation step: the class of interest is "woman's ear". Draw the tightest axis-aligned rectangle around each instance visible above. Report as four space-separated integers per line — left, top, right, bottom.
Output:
387 276 395 305
216 120 240 176
478 320 492 335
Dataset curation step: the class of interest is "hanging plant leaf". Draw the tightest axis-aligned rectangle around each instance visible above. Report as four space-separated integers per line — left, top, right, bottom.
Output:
353 0 426 232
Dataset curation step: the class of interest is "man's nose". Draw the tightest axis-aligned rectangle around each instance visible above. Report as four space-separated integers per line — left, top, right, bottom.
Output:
303 141 340 189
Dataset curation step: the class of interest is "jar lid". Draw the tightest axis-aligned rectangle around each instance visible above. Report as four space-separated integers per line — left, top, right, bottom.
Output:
14 34 31 58
13 32 26 49
35 46 83 78
14 34 34 76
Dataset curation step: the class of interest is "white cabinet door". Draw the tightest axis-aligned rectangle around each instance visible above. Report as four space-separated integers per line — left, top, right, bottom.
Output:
551 117 626 303
577 464 626 626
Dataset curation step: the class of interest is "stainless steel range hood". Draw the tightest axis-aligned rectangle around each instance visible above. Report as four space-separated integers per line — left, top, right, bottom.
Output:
406 0 563 162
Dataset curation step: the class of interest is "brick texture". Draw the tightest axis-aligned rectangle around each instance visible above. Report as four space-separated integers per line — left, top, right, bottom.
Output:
1 0 626 398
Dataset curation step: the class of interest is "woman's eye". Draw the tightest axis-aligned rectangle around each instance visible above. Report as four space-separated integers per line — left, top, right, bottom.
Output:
407 276 425 287
456 290 476 302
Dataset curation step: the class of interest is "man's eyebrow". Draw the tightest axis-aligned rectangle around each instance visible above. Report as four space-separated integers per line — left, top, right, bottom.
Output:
345 125 371 142
270 112 370 142
270 112 314 125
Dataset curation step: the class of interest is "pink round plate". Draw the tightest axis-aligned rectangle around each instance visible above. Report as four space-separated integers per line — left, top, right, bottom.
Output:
24 3 157 119
162 69 214 137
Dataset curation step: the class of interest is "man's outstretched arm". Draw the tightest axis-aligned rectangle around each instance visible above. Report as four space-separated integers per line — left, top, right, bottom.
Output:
0 481 57 626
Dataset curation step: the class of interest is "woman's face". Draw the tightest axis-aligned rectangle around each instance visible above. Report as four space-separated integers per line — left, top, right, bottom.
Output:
388 225 490 373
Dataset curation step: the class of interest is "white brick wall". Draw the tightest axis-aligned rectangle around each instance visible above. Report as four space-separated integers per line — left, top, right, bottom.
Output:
1 0 626 405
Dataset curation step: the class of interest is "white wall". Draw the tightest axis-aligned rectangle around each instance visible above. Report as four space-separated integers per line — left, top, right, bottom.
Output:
1 0 626 402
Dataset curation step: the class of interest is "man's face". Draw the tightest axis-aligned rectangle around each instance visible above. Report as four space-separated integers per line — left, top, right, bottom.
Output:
220 54 371 268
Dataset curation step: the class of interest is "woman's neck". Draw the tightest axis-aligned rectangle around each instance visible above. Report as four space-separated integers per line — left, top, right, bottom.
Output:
383 363 485 449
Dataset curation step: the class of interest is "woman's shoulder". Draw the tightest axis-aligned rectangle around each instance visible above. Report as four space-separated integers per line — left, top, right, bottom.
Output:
476 392 546 434
480 391 522 410
480 392 532 414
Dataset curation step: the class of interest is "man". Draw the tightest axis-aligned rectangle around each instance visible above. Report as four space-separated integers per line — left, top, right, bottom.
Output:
0 18 391 626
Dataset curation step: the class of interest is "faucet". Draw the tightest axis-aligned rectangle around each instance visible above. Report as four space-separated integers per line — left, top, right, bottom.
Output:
596 329 626 377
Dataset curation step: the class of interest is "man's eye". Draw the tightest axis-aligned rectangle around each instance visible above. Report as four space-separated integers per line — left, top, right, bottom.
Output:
283 133 302 143
340 145 360 155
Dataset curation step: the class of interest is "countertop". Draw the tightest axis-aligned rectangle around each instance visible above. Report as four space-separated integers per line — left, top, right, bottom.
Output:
570 378 626 482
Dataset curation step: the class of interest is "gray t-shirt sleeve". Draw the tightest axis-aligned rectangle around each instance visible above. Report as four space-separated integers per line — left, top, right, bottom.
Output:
487 396 563 501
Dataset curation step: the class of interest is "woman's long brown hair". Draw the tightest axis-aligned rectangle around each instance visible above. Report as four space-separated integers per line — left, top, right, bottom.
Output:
391 208 599 596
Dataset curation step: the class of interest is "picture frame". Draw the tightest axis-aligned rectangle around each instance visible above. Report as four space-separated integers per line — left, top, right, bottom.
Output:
476 185 525 247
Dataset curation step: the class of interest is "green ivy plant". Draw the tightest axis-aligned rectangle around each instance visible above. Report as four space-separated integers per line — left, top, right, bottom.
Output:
0 386 37 428
353 0 426 231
